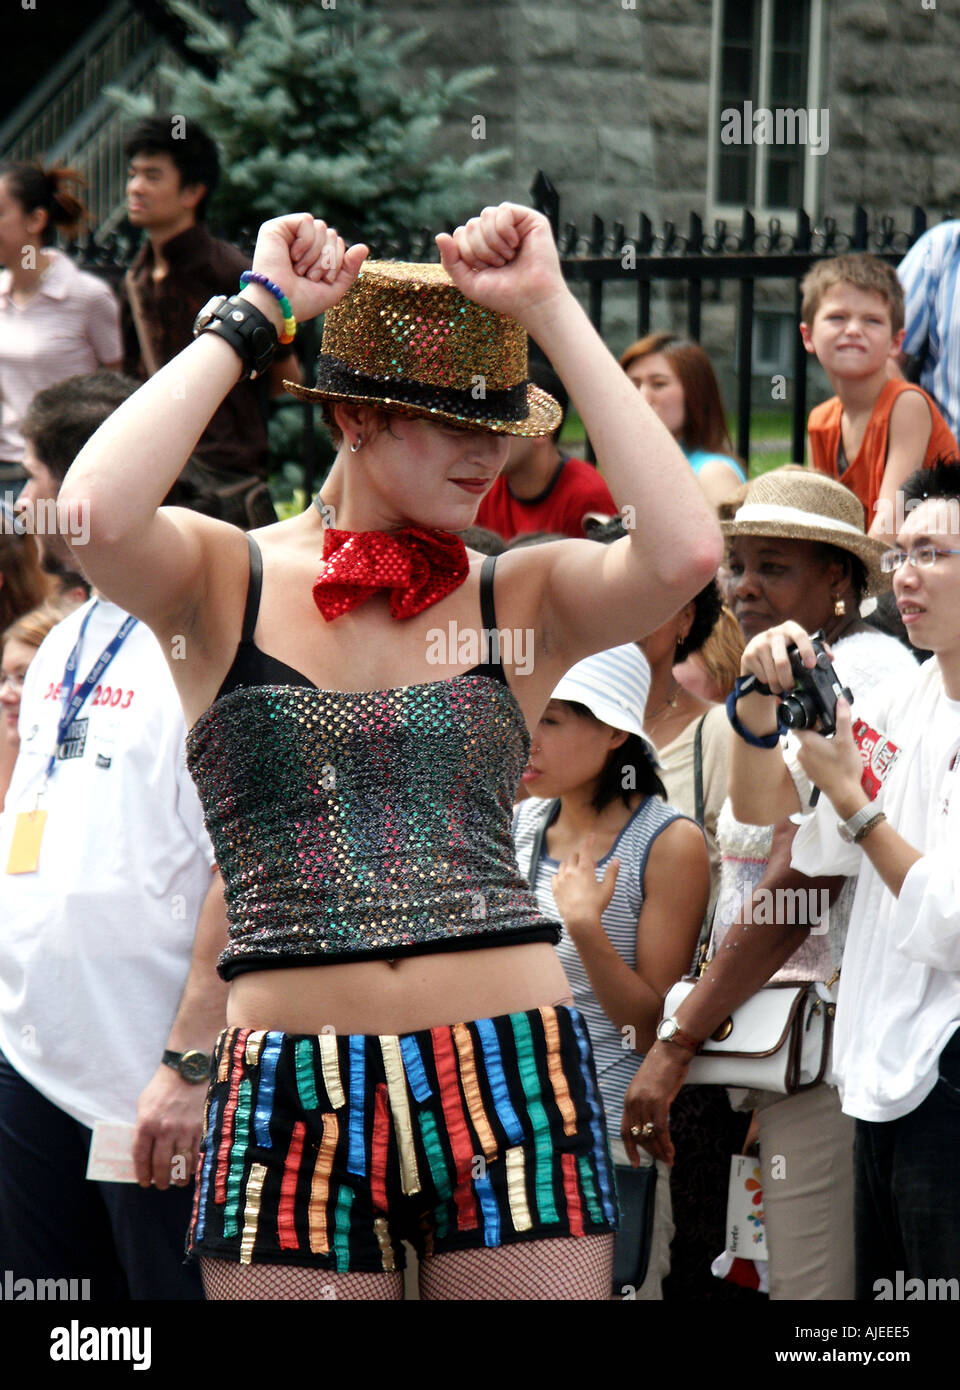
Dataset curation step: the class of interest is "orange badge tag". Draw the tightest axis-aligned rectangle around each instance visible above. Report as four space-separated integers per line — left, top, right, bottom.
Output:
6 809 48 874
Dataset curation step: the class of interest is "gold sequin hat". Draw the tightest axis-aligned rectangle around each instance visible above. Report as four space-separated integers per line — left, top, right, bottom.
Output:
721 466 892 596
283 260 562 436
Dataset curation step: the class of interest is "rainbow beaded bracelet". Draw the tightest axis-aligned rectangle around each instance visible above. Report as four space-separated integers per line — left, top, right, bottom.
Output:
239 271 297 344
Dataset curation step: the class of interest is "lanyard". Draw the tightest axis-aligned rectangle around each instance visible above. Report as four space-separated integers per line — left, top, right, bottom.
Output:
42 602 139 786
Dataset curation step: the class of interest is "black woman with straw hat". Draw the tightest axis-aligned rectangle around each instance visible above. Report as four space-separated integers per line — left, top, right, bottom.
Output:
58 205 720 1300
623 466 917 1299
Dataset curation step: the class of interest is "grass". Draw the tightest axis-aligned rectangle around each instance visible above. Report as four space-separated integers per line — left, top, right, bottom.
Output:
563 406 795 476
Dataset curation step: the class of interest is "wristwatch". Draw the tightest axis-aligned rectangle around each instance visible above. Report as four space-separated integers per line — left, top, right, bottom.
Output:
656 1016 702 1053
192 294 278 380
837 805 886 844
162 1049 213 1084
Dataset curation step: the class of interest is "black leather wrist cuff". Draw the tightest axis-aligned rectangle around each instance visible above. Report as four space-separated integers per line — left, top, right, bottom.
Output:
194 295 279 380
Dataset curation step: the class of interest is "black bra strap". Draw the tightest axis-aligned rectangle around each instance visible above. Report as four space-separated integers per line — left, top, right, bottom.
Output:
479 553 498 647
241 534 263 643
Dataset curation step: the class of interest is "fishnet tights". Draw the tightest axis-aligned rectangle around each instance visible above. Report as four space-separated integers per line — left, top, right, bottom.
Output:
200 1234 613 1301
199 1258 403 1301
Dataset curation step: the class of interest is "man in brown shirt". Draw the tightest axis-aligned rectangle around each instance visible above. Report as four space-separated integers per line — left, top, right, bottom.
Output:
121 116 302 526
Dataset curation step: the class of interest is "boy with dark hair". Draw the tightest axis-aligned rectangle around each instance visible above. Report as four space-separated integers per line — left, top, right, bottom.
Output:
121 114 301 525
802 253 957 538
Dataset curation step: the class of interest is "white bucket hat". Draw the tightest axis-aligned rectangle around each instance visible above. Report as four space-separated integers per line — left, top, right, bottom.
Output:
550 643 660 767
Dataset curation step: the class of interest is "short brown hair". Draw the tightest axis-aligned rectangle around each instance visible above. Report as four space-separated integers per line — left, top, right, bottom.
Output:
22 371 138 482
800 254 904 336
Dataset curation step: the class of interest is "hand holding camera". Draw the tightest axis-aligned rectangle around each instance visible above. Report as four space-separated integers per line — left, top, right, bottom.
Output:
745 628 853 736
737 621 864 813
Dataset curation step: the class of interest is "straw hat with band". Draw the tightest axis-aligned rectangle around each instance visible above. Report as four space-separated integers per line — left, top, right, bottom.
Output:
721 467 892 597
283 260 561 438
550 643 661 769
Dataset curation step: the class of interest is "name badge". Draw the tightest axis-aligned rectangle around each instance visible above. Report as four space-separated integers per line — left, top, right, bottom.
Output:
5 809 48 874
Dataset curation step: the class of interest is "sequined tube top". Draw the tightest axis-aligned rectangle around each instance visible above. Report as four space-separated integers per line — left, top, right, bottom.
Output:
186 673 561 979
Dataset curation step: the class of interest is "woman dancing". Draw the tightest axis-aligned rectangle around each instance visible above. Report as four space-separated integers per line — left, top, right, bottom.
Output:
61 203 721 1300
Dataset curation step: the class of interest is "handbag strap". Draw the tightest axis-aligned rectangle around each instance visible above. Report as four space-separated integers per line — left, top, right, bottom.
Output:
527 798 560 883
124 268 162 378
693 711 707 827
692 712 712 972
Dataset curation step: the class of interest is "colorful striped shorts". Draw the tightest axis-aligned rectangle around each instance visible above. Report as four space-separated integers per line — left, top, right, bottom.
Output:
188 1004 618 1272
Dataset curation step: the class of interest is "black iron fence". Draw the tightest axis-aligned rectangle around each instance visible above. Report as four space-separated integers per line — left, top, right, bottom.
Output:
530 172 937 466
67 177 943 499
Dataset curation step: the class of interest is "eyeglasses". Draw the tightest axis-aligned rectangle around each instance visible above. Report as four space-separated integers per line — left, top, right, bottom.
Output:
0 672 24 693
880 546 960 573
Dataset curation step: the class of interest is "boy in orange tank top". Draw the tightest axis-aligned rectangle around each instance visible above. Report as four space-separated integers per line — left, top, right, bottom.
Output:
802 253 957 538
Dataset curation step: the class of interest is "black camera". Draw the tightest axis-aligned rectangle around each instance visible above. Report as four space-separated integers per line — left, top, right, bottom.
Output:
775 631 853 735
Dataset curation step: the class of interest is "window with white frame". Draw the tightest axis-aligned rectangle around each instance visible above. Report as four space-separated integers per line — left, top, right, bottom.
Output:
709 0 825 218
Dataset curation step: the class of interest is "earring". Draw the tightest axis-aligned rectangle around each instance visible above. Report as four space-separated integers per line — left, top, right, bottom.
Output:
833 595 846 617
350 437 363 454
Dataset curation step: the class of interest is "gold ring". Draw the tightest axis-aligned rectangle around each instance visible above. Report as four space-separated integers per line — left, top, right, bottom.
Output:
629 1124 642 1138
641 1121 656 1138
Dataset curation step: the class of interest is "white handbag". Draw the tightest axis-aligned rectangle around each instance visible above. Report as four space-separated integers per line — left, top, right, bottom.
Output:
661 979 835 1095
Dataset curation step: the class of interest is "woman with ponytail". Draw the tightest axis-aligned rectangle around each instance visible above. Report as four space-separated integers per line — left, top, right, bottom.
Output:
0 162 121 486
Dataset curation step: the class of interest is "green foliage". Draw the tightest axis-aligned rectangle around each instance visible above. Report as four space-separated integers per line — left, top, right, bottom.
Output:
267 398 334 509
111 0 509 244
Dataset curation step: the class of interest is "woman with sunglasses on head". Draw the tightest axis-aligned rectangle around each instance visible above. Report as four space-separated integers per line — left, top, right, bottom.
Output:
58 204 721 1301
621 333 747 510
624 466 916 1300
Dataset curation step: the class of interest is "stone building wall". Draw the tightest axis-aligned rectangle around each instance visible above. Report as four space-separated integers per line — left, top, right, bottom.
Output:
379 0 960 436
390 0 960 235
820 2 960 219
390 0 661 226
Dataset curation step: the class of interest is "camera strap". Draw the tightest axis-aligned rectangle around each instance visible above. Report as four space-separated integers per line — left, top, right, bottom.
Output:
725 675 786 748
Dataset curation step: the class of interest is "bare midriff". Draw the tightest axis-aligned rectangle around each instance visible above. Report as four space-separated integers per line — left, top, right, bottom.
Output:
226 941 574 1036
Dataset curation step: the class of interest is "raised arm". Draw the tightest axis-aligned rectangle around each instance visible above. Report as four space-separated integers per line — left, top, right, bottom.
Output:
437 206 723 661
58 216 367 633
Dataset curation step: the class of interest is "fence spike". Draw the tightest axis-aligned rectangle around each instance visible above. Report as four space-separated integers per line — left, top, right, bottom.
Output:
531 171 559 241
853 206 868 250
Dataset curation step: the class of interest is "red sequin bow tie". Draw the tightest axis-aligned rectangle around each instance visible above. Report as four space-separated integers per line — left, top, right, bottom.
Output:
312 526 470 621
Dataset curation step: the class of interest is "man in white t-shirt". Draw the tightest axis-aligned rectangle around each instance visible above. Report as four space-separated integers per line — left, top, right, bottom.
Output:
0 373 227 1299
729 458 960 1300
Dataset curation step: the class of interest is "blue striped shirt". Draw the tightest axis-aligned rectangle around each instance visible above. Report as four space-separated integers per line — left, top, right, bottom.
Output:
898 221 960 440
513 795 695 1137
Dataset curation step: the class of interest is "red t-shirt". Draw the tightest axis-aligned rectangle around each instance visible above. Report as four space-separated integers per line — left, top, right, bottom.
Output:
476 456 616 541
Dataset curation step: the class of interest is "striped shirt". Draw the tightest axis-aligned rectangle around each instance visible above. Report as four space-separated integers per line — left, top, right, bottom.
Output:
898 221 960 441
513 795 695 1135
